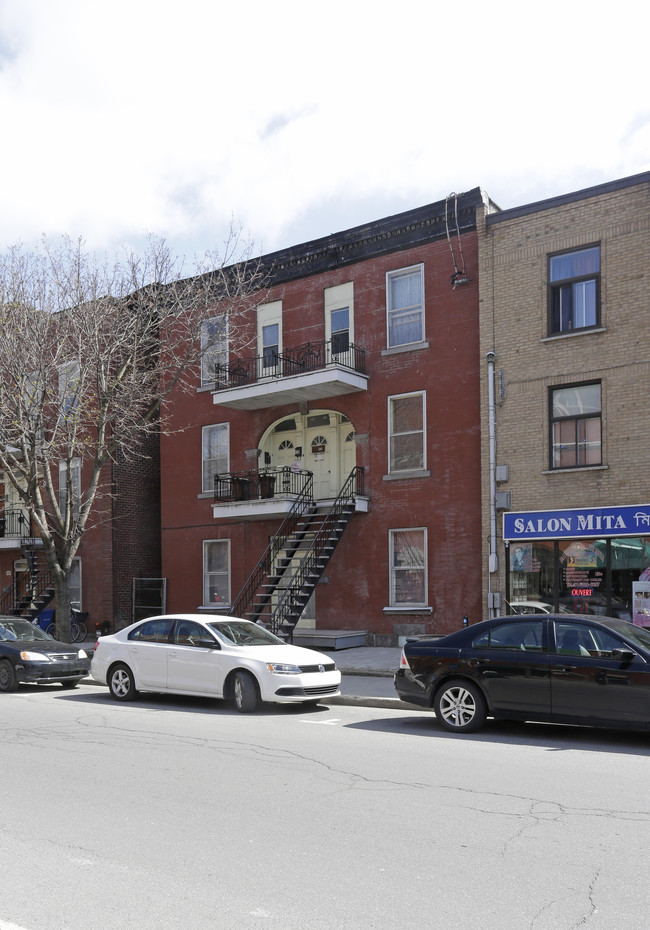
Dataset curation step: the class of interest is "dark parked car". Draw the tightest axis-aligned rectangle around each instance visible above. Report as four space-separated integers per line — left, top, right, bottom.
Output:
0 617 90 692
394 613 650 734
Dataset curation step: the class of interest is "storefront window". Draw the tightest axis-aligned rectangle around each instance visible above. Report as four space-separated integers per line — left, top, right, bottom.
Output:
506 536 650 622
559 539 607 615
508 540 554 609
611 537 650 624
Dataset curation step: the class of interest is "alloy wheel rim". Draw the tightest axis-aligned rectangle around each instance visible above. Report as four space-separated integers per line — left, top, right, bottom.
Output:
440 687 476 727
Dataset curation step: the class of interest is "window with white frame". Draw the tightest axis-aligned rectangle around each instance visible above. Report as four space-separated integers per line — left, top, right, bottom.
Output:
203 539 230 606
200 316 228 386
58 458 81 518
388 392 425 473
58 360 80 418
389 528 427 606
386 265 424 348
202 423 229 492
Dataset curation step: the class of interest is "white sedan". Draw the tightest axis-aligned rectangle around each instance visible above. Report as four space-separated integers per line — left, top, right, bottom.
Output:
91 614 341 712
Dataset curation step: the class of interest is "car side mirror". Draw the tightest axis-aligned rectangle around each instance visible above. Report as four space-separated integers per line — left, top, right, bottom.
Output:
197 639 220 650
611 648 635 664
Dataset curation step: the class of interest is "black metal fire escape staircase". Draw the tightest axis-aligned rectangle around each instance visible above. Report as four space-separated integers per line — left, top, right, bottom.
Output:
229 467 363 641
0 537 55 620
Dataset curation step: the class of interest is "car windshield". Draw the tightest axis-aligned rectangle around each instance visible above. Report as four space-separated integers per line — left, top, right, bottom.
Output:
207 620 285 647
607 619 650 651
0 618 53 641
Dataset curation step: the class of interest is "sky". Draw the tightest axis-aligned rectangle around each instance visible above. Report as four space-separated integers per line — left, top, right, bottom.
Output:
1 0 648 266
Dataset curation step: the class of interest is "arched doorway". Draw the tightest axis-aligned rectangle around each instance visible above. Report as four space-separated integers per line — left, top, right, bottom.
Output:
260 410 356 500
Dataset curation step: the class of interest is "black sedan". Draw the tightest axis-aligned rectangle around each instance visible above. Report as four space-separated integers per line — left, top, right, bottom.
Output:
0 616 90 692
394 613 650 734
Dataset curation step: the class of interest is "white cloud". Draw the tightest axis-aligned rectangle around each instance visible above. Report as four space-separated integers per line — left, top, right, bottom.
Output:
0 0 648 259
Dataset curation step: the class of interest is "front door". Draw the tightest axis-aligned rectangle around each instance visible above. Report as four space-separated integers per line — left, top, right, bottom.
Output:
550 620 650 724
166 620 222 694
306 428 336 498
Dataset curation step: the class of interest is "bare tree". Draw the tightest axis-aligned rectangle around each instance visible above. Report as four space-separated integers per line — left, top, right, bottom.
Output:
0 231 264 641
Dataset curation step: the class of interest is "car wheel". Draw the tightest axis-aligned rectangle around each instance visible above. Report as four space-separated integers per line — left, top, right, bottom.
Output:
0 659 18 693
233 671 258 713
108 663 138 701
434 679 487 733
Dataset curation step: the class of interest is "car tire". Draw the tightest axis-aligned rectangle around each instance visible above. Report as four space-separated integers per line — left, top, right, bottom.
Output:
108 663 138 701
434 679 487 733
0 659 18 693
233 670 258 713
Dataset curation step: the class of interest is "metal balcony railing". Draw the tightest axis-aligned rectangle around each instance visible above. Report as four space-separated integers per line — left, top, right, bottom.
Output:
213 338 366 390
0 509 31 538
214 467 314 503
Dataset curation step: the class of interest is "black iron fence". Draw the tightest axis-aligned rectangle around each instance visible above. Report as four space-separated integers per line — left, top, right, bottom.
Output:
214 338 365 389
214 467 314 503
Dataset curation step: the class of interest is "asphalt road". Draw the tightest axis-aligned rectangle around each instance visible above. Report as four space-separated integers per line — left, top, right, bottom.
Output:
2 683 650 929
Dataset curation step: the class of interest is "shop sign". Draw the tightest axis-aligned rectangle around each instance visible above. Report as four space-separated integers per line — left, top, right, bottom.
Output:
504 504 650 541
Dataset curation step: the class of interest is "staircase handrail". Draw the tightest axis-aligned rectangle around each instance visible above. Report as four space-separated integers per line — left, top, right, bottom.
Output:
268 467 362 635
229 472 315 619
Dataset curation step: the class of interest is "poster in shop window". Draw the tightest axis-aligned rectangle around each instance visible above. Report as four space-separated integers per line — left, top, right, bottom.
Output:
632 582 650 627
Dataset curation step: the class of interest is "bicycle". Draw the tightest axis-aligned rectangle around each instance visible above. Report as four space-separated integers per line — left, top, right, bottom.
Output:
46 608 86 643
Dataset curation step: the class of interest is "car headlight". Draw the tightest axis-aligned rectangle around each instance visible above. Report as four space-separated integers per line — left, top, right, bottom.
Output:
266 663 302 675
20 651 52 662
78 650 88 659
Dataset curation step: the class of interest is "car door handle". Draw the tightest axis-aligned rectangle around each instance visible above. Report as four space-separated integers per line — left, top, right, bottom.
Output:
561 665 577 672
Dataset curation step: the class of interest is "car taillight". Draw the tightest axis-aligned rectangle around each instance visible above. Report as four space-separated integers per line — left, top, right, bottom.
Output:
93 640 100 652
400 649 410 669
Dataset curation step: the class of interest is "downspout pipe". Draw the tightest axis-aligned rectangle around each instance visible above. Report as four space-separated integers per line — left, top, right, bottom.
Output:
486 351 498 617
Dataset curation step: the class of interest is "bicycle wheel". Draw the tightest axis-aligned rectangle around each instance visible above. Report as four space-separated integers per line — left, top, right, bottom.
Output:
70 621 81 643
75 620 87 642
46 622 57 637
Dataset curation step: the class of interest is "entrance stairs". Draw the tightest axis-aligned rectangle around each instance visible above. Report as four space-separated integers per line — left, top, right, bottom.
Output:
229 467 362 641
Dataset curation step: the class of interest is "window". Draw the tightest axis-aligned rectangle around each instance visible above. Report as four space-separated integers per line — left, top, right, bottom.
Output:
548 246 600 334
389 529 427 606
330 307 350 355
257 301 282 376
262 323 279 369
550 383 601 469
200 317 228 386
202 424 229 492
389 392 425 473
325 282 354 358
58 360 80 418
69 558 82 610
58 458 81 518
203 540 230 606
128 617 174 643
473 620 544 651
386 265 424 348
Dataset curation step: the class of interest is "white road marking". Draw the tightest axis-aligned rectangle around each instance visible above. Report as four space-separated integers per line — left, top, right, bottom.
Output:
300 718 340 725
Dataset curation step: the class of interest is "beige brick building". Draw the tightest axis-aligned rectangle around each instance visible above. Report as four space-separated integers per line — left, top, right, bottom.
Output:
478 171 650 623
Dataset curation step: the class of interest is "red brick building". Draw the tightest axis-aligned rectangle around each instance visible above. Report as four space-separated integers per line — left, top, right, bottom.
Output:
0 437 160 636
161 189 493 644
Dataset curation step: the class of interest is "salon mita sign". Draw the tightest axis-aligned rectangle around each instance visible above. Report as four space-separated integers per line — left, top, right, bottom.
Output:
504 504 650 541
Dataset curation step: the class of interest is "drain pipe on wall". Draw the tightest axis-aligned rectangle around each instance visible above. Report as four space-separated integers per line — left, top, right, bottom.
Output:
486 351 498 617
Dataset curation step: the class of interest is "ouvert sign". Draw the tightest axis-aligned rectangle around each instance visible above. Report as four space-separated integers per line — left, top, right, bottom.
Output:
504 504 650 541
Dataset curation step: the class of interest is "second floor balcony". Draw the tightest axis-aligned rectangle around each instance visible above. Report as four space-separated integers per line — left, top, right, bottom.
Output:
0 508 34 549
211 339 368 410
